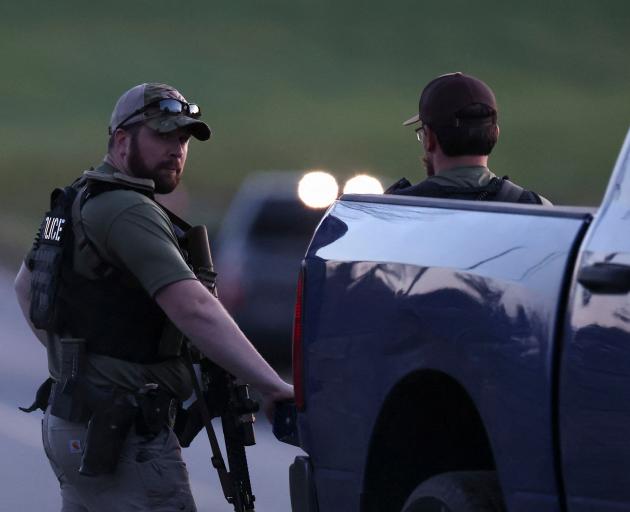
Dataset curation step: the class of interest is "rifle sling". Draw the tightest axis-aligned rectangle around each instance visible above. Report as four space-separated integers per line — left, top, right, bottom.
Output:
182 342 235 503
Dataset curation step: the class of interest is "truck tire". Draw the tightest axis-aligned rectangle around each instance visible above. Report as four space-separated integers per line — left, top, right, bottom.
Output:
400 471 506 512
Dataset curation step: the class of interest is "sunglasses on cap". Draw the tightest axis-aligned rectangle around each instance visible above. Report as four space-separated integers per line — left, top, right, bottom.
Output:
112 98 201 133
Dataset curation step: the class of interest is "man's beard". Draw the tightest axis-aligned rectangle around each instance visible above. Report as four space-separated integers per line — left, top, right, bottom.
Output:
128 135 181 194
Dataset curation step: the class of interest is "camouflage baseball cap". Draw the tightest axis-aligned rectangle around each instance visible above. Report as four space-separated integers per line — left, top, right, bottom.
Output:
109 83 211 141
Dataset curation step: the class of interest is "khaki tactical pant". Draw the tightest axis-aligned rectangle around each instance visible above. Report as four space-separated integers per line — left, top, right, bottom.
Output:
42 407 197 512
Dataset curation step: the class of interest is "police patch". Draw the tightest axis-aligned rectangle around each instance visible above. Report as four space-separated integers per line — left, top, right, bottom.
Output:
29 185 78 331
41 215 67 244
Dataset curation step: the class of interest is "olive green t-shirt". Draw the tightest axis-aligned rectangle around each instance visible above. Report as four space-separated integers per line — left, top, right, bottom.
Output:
67 162 196 399
426 165 497 188
79 169 195 296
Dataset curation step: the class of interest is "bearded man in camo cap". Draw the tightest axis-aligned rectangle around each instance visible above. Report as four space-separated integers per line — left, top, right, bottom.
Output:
14 83 293 511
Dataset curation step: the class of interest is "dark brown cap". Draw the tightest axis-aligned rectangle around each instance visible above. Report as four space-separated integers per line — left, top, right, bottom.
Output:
403 72 497 127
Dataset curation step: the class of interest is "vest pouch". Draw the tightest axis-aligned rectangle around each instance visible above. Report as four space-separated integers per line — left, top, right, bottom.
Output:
50 338 90 423
29 186 78 331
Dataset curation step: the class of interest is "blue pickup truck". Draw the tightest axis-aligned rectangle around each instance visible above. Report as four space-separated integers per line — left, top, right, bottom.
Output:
276 130 630 512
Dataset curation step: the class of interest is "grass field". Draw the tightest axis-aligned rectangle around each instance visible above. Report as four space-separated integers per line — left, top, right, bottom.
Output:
1 1 629 266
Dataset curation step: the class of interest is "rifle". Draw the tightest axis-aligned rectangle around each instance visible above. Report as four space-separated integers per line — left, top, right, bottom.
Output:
176 225 259 512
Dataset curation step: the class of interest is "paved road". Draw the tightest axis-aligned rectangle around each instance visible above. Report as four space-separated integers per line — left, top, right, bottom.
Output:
0 268 303 512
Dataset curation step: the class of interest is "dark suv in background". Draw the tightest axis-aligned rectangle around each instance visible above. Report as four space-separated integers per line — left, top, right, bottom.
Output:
213 172 325 363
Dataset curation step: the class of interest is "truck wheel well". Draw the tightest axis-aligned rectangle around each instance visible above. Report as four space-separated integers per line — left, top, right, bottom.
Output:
362 370 496 512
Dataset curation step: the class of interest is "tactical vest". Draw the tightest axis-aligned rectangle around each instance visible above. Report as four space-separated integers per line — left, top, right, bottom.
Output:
28 170 189 364
385 176 544 204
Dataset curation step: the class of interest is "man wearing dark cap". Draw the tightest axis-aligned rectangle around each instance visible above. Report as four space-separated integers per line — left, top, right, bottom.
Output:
14 83 293 511
388 72 550 204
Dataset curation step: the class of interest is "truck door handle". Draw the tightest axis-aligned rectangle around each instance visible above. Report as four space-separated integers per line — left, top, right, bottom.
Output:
577 262 630 293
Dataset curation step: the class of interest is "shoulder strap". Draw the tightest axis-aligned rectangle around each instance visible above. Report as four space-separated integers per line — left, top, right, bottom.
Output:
156 202 192 233
384 177 412 194
83 169 155 194
83 168 190 232
494 176 526 203
475 177 503 201
72 171 161 277
71 182 118 278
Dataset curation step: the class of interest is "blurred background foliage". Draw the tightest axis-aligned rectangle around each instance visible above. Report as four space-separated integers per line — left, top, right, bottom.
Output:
1 0 630 267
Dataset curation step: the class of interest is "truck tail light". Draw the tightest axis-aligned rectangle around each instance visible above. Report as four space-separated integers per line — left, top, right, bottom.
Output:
292 268 305 411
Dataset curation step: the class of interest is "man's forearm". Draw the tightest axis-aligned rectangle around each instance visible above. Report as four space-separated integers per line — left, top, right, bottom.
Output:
14 262 48 346
155 278 291 400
